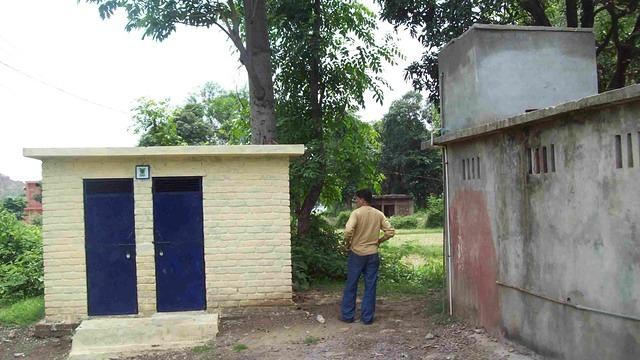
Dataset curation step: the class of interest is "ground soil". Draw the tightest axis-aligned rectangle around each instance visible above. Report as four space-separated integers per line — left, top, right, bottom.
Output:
0 290 540 360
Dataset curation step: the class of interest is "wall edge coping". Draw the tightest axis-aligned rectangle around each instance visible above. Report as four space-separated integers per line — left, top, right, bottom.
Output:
23 145 306 160
433 84 640 145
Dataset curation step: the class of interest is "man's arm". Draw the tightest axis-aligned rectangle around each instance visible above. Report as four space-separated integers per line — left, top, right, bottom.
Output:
344 212 358 250
378 216 395 245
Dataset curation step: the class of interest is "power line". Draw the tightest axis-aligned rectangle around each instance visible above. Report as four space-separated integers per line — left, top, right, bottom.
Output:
0 58 128 115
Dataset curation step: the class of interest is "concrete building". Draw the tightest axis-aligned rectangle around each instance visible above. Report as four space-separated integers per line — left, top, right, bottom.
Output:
23 145 304 357
370 194 414 217
434 25 639 359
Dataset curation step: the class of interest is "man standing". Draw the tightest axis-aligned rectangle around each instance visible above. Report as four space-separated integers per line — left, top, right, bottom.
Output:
341 189 395 324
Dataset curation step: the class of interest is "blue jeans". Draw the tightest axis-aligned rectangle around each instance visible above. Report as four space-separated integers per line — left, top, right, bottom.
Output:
341 252 379 323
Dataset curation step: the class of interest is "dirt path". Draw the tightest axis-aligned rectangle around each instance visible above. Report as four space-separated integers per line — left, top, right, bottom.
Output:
0 291 540 360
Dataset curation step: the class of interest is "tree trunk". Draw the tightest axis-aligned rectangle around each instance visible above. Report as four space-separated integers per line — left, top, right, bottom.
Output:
296 182 324 235
580 0 595 28
519 0 551 26
296 0 325 236
243 0 277 144
565 0 578 27
608 44 633 89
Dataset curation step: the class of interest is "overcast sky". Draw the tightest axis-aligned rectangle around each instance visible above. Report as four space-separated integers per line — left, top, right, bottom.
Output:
0 0 424 181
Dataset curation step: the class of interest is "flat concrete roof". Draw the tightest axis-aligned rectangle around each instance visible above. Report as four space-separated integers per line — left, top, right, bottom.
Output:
24 145 306 160
433 84 640 145
440 24 593 53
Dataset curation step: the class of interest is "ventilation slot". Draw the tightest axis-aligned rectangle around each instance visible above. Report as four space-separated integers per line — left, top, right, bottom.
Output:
542 146 548 173
84 179 133 194
462 159 466 180
627 133 634 168
535 148 541 174
527 148 533 174
153 177 202 193
477 157 481 179
550 144 556 172
471 158 476 179
615 135 623 169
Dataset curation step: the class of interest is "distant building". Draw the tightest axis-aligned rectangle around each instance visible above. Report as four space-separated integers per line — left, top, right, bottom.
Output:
370 194 414 217
23 181 42 223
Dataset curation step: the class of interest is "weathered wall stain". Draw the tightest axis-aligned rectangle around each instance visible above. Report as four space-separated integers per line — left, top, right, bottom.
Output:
450 189 500 333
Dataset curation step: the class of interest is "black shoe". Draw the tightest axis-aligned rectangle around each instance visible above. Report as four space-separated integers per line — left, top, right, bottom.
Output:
339 317 354 323
362 320 374 325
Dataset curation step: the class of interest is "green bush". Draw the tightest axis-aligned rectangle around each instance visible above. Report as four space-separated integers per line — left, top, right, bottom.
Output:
335 210 352 228
425 194 444 228
389 214 421 229
0 209 43 301
291 215 347 290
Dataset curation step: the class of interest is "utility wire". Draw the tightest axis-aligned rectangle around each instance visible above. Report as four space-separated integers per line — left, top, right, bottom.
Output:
0 58 128 115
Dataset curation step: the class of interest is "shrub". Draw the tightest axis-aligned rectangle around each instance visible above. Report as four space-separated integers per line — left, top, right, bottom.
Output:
0 209 43 301
425 194 444 228
389 214 420 229
291 215 347 290
335 210 352 228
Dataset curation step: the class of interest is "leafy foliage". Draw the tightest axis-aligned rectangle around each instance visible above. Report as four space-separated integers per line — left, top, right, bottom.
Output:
85 0 277 144
0 209 43 301
291 215 347 290
188 83 251 145
425 194 444 228
389 214 420 229
335 211 352 228
379 92 442 207
270 0 397 235
1 197 27 221
130 84 251 146
376 0 640 105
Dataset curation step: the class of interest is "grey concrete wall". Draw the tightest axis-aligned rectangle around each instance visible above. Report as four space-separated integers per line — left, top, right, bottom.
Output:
439 25 598 133
446 98 640 359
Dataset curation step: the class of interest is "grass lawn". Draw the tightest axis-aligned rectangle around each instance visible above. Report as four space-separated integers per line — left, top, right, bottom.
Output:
387 228 443 247
312 228 446 296
0 296 44 326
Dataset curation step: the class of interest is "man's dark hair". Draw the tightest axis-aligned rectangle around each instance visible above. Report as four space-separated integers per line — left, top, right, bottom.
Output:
355 189 373 204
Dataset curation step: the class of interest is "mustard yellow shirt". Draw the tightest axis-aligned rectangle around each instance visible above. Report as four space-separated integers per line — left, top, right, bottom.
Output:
344 206 395 256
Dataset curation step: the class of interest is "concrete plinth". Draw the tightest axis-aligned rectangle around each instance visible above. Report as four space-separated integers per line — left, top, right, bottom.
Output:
68 312 218 359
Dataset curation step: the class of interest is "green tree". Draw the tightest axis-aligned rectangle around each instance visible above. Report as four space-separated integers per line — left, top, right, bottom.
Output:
188 83 251 145
130 84 250 146
379 92 442 207
271 0 397 235
376 0 640 104
131 98 184 146
173 103 214 145
1 196 27 221
85 0 277 144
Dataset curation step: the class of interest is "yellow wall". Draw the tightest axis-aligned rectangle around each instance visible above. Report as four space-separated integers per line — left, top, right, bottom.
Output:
41 156 292 323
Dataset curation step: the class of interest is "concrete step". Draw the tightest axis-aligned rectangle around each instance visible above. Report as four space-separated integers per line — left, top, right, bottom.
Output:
68 311 218 359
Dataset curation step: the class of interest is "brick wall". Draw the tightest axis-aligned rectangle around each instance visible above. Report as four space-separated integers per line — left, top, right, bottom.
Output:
41 156 292 323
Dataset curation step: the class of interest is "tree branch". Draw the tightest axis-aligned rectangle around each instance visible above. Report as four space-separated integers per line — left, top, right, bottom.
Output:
581 0 595 27
566 0 578 27
519 0 551 26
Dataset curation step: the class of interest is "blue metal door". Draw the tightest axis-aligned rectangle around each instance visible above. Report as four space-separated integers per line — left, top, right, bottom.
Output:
84 179 138 316
153 177 206 312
